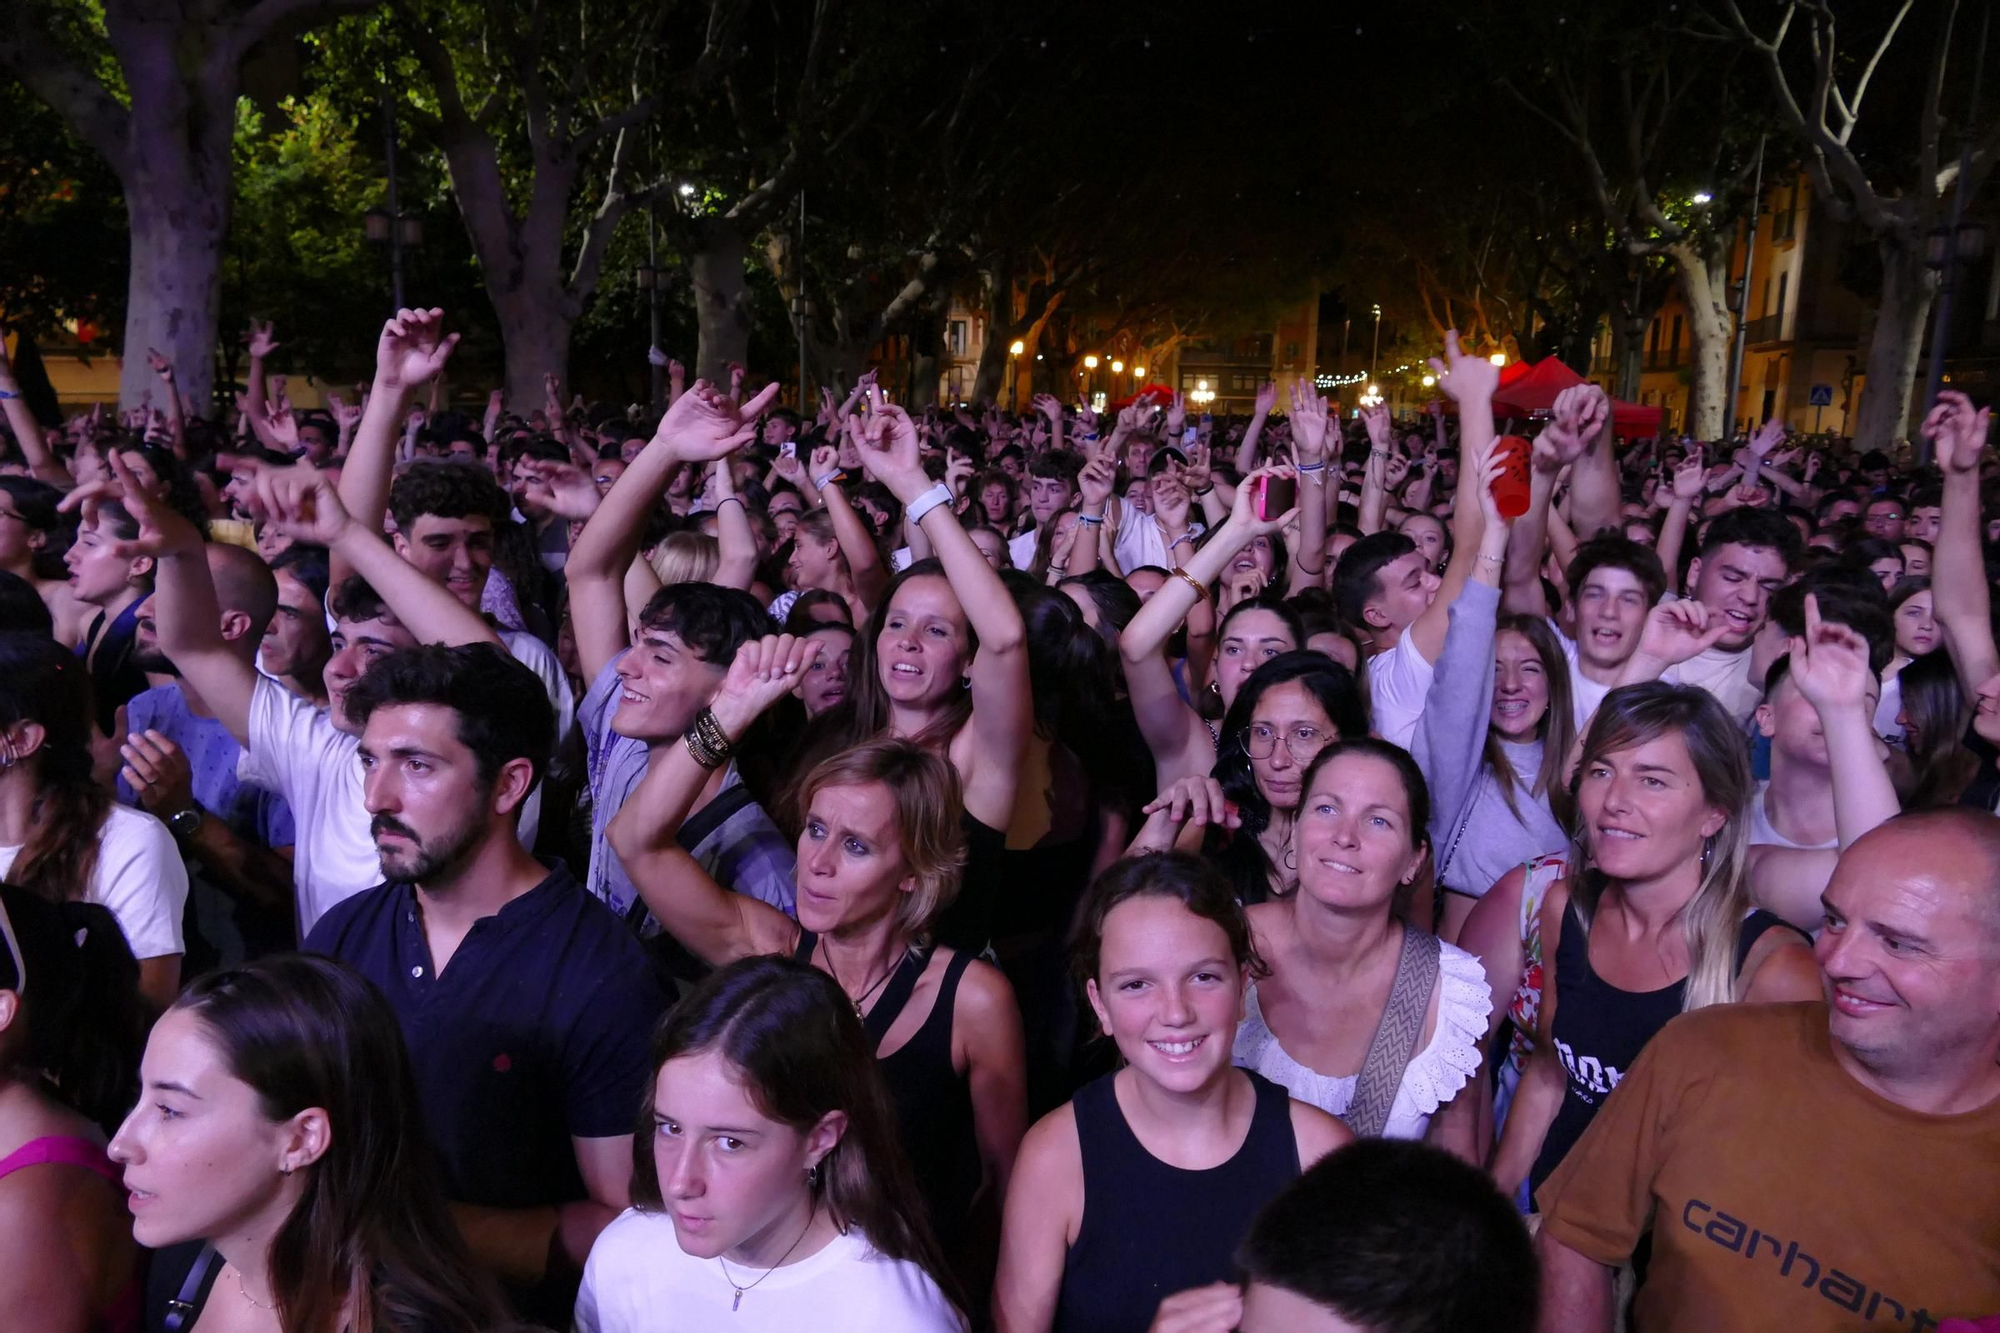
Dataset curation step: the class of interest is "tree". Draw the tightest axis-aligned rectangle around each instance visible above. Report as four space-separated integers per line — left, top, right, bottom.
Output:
0 77 128 353
0 0 381 410
1484 0 1767 440
1710 0 1999 449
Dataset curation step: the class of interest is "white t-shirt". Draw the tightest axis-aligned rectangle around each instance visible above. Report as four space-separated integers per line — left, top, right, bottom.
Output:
575 1209 963 1333
1551 622 1617 734
1368 629 1436 749
0 804 187 960
499 628 574 851
1111 496 1203 573
239 675 378 934
1008 528 1039 571
1662 643 1759 723
1747 781 1838 852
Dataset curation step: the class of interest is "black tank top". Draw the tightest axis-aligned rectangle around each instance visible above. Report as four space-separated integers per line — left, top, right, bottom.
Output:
1055 1069 1300 1333
792 933 981 1253
1530 904 1798 1195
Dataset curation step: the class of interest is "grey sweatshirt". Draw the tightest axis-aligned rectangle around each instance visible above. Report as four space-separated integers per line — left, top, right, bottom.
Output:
1408 581 1570 900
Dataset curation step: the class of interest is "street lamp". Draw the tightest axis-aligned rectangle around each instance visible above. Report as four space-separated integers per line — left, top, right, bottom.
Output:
1009 340 1025 355
1133 364 1145 377
1422 374 1436 388
1488 352 1507 367
1110 360 1124 374
1370 303 1383 375
1691 192 1713 205
1084 355 1100 369
1007 340 1024 410
364 206 391 242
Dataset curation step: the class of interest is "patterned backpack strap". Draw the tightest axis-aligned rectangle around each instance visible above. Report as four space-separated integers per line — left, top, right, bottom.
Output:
1344 925 1442 1138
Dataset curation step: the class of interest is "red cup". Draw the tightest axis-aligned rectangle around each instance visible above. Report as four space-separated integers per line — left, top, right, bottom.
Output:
1491 434 1531 519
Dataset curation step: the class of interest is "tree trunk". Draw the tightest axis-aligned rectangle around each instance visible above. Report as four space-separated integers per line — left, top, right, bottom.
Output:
121 166 229 413
1852 235 1938 452
1667 238 1731 441
905 302 945 409
492 286 576 407
1610 312 1644 402
691 219 753 382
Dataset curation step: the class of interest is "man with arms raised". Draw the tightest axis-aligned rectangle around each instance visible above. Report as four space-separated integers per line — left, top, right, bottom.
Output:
1535 809 2000 1332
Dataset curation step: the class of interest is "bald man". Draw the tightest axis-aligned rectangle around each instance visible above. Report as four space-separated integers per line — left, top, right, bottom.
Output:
1534 810 2000 1333
119 541 297 961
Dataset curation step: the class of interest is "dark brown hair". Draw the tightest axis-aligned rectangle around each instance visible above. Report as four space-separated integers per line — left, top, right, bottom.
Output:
0 633 108 905
1070 851 1269 990
174 956 507 1333
630 955 960 1315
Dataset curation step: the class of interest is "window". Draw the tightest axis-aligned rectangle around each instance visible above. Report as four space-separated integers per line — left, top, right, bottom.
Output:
1648 319 1662 362
947 320 967 357
1669 316 1683 368
1775 272 1790 322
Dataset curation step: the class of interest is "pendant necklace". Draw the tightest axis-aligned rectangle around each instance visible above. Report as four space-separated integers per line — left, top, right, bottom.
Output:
719 1205 816 1311
819 937 895 1019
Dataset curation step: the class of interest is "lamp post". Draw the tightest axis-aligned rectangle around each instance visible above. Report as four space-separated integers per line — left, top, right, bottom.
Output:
377 86 407 312
1008 340 1024 410
1723 137 1765 442
636 254 660 406
1369 304 1382 377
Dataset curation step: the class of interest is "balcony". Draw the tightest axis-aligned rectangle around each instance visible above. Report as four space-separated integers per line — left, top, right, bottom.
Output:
1742 314 1785 345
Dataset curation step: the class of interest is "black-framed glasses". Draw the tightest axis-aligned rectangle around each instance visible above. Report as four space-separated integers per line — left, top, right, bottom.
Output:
1243 723 1329 764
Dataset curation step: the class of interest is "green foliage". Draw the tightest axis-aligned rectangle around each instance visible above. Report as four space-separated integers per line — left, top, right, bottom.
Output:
0 75 127 343
220 92 393 388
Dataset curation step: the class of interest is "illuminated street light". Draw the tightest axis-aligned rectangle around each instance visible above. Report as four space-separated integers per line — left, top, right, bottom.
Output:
1111 360 1124 373
1133 365 1145 377
1488 352 1507 366
1422 374 1436 387
678 183 696 196
1009 340 1025 356
1692 192 1713 204
1084 355 1100 369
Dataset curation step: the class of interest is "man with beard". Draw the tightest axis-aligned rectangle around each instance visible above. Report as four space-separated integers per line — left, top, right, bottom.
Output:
306 642 664 1323
115 541 297 963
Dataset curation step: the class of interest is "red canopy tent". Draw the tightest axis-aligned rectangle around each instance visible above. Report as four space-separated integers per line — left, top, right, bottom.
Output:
1490 357 1662 440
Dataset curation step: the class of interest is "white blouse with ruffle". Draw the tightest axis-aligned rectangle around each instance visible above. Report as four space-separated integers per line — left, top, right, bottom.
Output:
1231 939 1492 1140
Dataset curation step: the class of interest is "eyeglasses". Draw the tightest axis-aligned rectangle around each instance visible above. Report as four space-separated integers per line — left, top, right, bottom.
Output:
1243 723 1329 764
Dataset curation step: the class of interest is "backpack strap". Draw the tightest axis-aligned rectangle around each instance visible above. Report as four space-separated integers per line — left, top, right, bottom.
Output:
1344 925 1442 1139
163 1244 221 1333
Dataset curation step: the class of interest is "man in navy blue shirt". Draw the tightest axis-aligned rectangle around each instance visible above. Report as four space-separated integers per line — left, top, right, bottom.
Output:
305 641 664 1322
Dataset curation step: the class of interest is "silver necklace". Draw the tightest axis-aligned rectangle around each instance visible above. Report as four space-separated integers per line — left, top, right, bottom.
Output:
718 1206 815 1312
229 1264 277 1311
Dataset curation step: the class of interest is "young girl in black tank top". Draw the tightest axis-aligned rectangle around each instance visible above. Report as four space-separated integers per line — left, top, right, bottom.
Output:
1486 684 1822 1202
993 853 1350 1333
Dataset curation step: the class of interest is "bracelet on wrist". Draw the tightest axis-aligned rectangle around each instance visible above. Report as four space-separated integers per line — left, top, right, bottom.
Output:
1297 461 1326 473
814 470 845 490
1169 533 1194 550
1193 484 1215 497
1075 512 1105 527
904 482 954 527
1171 568 1209 601
715 495 744 511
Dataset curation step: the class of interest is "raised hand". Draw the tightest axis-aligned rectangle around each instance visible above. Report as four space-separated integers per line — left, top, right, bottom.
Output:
258 394 300 452
1076 454 1115 509
1032 392 1063 423
655 379 780 462
1427 329 1501 403
61 451 203 558
647 345 669 368
375 309 459 389
327 392 364 434
1226 464 1301 536
1141 776 1239 832
1537 385 1606 472
1165 390 1187 435
514 460 604 521
247 319 280 359
1289 381 1331 462
1747 417 1785 459
944 448 976 497
1252 381 1278 417
1382 453 1412 490
706 634 818 738
810 443 840 482
145 348 175 383
1671 446 1706 503
1359 401 1393 452
1787 593 1875 716
857 390 926 492
1923 388 1992 474
1635 598 1729 667
1182 442 1214 494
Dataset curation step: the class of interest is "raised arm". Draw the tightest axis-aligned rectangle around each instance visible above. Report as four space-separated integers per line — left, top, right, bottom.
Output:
566 380 777 683
244 319 277 434
0 338 69 486
1287 383 1332 589
75 455 254 742
607 636 809 964
860 397 1029 828
143 350 187 460
332 309 463 585
817 430 889 610
1234 381 1277 474
1356 403 1394 535
1067 452 1116 579
1653 447 1705 595
234 459 499 650
710 457 757 591
1119 467 1299 788
1506 388 1600 618
1925 391 1999 695
1750 598 1903 930
1564 385 1620 541
1407 332 1501 664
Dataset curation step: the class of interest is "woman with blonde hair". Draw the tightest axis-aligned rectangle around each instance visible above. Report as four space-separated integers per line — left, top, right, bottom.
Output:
1488 681 1821 1203
647 530 720 588
609 634 1027 1288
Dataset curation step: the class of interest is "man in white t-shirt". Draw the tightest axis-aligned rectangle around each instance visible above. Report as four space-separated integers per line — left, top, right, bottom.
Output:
1008 451 1083 570
1637 507 1802 722
1505 535 1668 734
1112 450 1206 575
1333 334 1502 748
133 399 511 931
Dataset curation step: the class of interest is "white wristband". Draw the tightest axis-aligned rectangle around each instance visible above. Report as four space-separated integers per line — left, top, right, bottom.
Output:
905 482 954 526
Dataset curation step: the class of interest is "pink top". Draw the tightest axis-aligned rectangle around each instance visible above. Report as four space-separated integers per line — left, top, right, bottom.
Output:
0 1135 140 1333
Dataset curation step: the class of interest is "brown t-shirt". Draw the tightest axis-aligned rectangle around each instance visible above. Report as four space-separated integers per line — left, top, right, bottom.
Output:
1537 1002 2000 1332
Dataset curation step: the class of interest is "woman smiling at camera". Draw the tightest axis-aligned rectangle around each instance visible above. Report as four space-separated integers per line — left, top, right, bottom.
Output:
575 955 964 1333
992 853 1349 1333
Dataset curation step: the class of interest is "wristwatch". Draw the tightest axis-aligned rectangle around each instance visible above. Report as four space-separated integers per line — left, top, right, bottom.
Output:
167 807 204 839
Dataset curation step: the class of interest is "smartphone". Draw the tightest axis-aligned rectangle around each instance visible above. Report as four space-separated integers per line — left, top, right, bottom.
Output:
781 441 797 459
1255 474 1298 520
1181 424 1199 447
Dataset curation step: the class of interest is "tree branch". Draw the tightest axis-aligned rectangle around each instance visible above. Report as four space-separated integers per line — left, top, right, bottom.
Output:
0 11 133 176
227 0 383 66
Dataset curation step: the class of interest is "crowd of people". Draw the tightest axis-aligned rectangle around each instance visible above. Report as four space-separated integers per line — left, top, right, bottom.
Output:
0 308 1995 1333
